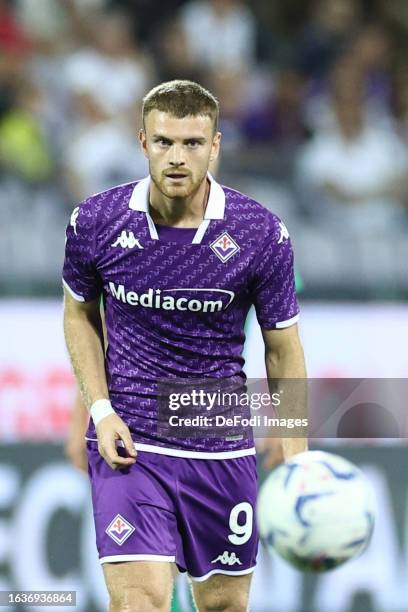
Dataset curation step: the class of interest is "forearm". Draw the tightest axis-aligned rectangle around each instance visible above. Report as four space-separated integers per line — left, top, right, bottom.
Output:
265 340 306 380
63 298 109 410
264 337 308 459
70 390 90 429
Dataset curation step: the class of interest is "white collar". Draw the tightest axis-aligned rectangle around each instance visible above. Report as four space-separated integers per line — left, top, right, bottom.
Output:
128 173 225 218
128 173 225 243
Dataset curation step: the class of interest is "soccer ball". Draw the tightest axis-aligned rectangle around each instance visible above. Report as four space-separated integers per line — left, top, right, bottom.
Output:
257 450 376 572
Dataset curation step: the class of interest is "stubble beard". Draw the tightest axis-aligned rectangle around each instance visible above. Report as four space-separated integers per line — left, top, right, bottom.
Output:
150 164 208 201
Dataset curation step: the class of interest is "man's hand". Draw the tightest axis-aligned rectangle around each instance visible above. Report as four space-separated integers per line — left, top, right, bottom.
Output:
257 437 285 470
96 414 137 470
257 438 308 471
281 437 308 462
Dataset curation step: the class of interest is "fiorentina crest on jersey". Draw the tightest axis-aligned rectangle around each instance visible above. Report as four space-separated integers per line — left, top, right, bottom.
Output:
210 232 240 263
105 514 135 545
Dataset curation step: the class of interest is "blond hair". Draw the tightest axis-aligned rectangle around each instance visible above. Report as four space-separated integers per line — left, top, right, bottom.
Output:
142 80 219 131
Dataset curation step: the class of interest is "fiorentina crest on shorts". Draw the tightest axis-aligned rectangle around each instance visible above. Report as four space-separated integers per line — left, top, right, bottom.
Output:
210 232 240 263
106 514 135 546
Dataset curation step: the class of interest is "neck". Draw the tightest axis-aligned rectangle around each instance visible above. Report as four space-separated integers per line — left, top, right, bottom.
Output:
149 177 210 228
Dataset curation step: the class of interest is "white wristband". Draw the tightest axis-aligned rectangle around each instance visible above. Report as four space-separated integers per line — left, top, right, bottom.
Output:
90 399 115 426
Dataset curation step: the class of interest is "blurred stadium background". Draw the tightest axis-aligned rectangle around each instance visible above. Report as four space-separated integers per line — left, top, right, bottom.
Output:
0 0 408 610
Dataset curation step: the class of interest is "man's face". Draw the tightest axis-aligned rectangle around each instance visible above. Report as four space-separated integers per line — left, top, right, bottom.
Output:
140 110 221 199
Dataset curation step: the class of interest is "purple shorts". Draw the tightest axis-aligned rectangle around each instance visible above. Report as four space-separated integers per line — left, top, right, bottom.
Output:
87 441 259 581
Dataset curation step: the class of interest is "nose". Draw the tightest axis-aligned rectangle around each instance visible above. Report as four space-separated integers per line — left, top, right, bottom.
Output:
169 144 185 167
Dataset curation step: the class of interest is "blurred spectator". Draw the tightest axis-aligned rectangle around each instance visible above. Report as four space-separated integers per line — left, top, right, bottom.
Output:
0 78 53 183
153 18 205 84
16 0 71 44
297 56 408 234
304 24 393 133
297 0 362 78
0 0 31 108
250 0 309 65
0 0 31 55
391 66 408 144
241 68 309 148
16 0 109 44
379 0 408 36
1 0 407 296
209 68 247 149
179 0 257 71
63 92 147 201
108 0 188 46
63 8 155 117
348 24 392 114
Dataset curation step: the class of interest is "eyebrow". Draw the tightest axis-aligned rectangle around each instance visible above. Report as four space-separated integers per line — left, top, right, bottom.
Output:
153 134 207 144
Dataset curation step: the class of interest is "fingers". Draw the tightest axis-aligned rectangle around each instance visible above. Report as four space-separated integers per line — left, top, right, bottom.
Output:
99 435 137 470
261 442 285 471
262 450 283 471
96 415 137 470
101 441 136 470
121 428 137 459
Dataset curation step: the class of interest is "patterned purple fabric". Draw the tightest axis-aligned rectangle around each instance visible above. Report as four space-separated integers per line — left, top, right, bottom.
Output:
87 442 259 576
63 177 299 454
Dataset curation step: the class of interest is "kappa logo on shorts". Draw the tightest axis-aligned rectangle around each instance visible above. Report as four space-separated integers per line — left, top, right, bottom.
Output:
106 514 135 546
210 232 240 263
211 551 242 566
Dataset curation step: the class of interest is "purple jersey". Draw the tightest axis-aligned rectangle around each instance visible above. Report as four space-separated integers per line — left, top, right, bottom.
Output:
63 174 299 457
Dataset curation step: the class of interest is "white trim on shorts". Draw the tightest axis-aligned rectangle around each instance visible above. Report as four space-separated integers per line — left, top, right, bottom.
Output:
85 438 256 460
189 566 256 582
100 554 175 565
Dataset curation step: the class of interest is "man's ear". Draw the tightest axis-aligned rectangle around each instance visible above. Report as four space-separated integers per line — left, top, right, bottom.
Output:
139 129 148 158
210 131 221 162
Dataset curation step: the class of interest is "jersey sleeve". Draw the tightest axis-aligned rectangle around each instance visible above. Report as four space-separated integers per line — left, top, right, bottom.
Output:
62 199 102 302
250 216 300 329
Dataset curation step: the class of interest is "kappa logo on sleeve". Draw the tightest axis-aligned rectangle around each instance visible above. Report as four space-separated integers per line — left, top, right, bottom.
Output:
210 232 240 263
105 514 135 546
112 230 144 249
277 221 290 244
70 206 80 235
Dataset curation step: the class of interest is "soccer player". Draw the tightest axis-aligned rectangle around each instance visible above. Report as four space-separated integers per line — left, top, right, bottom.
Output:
63 80 307 612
